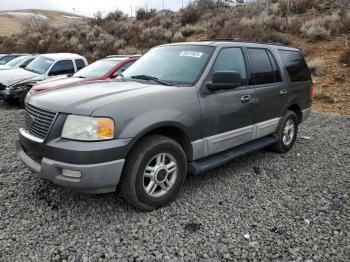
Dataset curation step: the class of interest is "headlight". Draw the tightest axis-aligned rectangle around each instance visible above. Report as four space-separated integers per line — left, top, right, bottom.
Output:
62 115 114 141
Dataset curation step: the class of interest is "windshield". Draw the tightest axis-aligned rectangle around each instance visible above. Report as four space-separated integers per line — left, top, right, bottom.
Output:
0 55 20 65
74 59 121 78
123 45 214 85
6 56 27 67
25 56 54 74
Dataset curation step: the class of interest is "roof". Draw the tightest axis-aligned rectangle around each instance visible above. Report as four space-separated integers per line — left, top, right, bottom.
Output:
41 53 86 60
104 55 141 60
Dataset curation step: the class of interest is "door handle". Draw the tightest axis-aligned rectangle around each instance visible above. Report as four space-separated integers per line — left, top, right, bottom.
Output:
280 89 288 95
241 95 251 104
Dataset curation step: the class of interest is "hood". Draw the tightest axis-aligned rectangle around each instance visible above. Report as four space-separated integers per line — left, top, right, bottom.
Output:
32 76 86 92
0 65 13 70
0 68 41 87
27 80 176 115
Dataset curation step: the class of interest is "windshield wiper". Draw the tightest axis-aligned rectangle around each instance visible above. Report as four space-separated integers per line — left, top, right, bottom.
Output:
130 75 171 86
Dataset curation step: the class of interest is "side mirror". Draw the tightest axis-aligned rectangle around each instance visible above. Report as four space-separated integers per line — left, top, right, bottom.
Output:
206 71 241 92
111 71 120 79
20 64 26 68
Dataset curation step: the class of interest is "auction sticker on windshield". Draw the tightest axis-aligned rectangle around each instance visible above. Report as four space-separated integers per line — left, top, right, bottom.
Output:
180 51 203 59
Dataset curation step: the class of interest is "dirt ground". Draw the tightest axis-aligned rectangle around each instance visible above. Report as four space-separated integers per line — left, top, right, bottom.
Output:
286 35 350 116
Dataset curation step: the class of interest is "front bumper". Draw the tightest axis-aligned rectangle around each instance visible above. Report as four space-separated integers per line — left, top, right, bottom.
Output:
16 130 130 194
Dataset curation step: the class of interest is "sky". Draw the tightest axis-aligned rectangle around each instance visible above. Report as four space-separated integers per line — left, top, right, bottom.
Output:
0 0 195 17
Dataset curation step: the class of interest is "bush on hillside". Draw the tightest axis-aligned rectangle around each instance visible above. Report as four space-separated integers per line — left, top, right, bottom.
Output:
308 58 326 76
179 5 200 25
136 8 157 20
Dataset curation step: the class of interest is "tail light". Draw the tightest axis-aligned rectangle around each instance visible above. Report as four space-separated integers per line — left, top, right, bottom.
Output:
309 82 315 102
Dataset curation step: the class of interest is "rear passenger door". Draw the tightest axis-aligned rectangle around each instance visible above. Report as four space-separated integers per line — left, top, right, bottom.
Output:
246 48 286 136
199 47 256 156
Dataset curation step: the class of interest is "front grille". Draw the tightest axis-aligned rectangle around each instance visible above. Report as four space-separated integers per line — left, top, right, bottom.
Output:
24 103 57 140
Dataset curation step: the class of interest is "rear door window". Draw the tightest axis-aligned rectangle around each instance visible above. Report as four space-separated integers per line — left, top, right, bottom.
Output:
212 47 247 86
247 48 274 85
75 59 86 70
49 60 75 76
278 50 311 82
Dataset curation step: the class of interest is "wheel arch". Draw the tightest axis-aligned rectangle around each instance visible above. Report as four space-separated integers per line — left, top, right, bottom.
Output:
126 123 193 161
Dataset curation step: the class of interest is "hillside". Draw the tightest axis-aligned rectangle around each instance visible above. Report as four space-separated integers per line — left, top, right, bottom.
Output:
0 1 349 115
0 9 88 36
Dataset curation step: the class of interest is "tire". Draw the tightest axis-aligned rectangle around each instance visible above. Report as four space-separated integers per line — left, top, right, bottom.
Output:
270 110 299 153
119 135 187 211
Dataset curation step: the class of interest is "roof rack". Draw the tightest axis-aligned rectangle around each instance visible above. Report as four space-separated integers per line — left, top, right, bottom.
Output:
105 55 142 58
197 38 287 47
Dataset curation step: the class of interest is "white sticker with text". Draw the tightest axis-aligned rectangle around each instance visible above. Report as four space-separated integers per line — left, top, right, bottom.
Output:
180 51 203 58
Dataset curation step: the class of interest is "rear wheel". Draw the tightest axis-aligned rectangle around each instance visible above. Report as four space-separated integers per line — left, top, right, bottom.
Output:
270 110 298 153
119 135 187 211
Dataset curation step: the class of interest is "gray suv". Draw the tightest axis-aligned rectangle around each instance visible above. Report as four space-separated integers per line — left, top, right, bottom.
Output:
17 40 313 211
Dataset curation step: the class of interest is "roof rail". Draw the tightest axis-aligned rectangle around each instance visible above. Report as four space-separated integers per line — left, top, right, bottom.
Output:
105 54 142 58
197 38 287 47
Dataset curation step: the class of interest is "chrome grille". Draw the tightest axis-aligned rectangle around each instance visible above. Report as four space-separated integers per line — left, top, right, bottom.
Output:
24 103 57 140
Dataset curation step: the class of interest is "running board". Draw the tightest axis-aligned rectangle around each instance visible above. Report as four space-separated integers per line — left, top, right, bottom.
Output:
188 134 278 175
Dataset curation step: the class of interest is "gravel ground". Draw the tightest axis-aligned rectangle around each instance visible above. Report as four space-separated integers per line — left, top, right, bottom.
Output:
0 101 349 262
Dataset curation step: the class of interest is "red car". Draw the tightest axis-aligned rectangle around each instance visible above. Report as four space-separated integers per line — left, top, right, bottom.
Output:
27 55 140 97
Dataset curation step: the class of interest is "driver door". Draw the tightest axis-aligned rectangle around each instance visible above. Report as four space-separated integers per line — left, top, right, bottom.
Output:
198 47 256 156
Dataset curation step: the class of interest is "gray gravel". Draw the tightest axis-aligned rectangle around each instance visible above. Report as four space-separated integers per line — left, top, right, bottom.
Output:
0 100 349 261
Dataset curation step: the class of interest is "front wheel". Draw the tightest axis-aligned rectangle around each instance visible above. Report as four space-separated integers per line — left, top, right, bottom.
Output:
270 110 299 153
119 135 187 211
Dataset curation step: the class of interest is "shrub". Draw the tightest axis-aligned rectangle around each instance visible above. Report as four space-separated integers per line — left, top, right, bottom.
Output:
308 58 326 76
173 32 185 42
179 5 200 25
23 17 49 33
181 25 205 37
106 10 127 21
300 18 331 41
136 8 157 20
287 16 303 34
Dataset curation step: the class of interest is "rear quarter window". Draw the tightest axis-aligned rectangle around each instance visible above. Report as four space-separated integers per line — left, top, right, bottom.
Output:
278 50 311 82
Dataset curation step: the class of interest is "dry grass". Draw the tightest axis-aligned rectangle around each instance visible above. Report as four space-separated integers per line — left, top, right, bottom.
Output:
0 9 87 36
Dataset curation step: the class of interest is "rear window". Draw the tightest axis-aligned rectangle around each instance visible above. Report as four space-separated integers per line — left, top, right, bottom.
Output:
278 50 311 82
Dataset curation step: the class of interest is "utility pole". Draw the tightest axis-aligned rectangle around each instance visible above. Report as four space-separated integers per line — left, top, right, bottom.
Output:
130 5 133 18
285 0 290 32
162 0 165 10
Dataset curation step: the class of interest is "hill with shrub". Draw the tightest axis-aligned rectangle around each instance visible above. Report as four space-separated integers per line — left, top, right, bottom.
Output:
0 0 349 114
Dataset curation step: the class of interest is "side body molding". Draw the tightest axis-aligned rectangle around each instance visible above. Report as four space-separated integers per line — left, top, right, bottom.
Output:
191 117 281 160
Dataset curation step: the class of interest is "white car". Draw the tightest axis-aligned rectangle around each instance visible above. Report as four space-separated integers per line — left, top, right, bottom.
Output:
0 55 37 71
0 53 88 105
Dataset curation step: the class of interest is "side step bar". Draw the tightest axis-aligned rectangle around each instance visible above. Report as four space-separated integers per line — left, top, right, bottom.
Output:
188 134 279 175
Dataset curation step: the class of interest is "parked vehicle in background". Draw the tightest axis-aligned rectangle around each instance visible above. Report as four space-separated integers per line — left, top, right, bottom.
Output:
0 54 7 59
17 40 313 211
27 55 140 97
0 55 37 71
0 53 26 65
0 53 87 106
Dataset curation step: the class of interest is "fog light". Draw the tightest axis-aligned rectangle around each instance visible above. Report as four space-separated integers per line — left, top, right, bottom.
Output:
62 169 81 179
